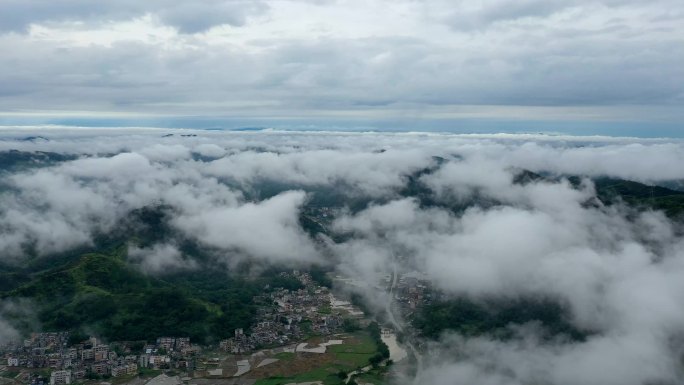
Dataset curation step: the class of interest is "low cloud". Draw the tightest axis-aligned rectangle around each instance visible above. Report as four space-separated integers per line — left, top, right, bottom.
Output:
173 190 320 263
128 243 198 275
1 129 684 383
0 317 19 346
0 299 39 346
416 328 683 385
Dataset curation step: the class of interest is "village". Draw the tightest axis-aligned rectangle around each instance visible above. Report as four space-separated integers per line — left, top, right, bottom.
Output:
219 270 347 354
0 269 434 385
0 332 204 385
393 273 433 318
0 270 392 385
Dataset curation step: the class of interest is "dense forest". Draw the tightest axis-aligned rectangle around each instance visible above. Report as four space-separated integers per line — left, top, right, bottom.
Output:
0 246 308 343
413 297 587 341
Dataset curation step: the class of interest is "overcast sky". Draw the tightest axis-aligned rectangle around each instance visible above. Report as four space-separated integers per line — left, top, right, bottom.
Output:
1 0 683 135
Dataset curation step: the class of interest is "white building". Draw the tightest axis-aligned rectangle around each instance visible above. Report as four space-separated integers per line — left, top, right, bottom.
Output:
50 370 71 385
149 355 170 369
111 363 138 377
139 355 150 368
81 349 94 361
7 357 19 366
111 365 126 377
156 337 175 351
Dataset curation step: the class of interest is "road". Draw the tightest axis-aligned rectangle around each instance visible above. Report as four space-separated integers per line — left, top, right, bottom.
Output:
385 264 423 380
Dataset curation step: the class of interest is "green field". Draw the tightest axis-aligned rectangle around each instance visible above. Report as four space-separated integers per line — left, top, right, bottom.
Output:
0 371 18 379
254 331 380 385
274 352 296 361
353 369 388 385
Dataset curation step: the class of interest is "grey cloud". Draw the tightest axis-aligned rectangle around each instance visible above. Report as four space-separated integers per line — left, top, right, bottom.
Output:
499 142 684 182
128 243 198 275
0 0 268 33
432 0 683 31
157 2 269 33
203 148 432 196
440 0 578 31
335 204 684 383
327 150 684 384
0 138 324 264
0 299 38 346
194 143 227 158
0 1 682 117
173 190 320 263
416 329 682 385
0 316 20 346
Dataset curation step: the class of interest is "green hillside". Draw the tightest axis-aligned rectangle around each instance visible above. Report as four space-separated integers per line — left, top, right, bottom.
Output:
414 297 587 341
0 150 77 173
0 247 276 343
593 177 684 218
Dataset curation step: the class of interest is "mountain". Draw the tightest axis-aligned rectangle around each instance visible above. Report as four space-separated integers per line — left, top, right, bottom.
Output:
593 177 684 218
1 248 264 343
414 296 587 341
0 150 77 172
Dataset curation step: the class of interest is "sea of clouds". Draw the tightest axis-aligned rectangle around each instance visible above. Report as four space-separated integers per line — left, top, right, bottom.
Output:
1 127 684 385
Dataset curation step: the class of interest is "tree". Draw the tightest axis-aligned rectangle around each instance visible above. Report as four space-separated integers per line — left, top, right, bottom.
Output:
369 353 383 367
342 318 360 332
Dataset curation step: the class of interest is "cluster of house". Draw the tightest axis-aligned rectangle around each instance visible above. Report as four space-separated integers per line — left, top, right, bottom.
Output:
219 271 343 354
2 334 201 385
396 274 433 316
0 270 363 384
139 337 200 372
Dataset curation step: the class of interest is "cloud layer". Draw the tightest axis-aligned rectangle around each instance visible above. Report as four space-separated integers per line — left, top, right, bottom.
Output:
0 0 682 127
1 129 684 384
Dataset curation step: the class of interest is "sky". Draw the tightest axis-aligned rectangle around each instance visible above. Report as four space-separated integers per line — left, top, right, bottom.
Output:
2 128 684 384
0 0 683 136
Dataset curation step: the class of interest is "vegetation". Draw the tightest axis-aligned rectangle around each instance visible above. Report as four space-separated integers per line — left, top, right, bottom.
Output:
512 171 684 220
0 150 77 172
0 243 323 343
414 297 587 340
342 318 361 332
0 250 253 342
136 367 162 378
264 273 305 292
1 371 19 379
309 265 333 288
0 194 345 344
349 293 372 316
366 322 390 366
256 331 382 385
273 352 295 361
592 177 684 218
352 366 390 385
